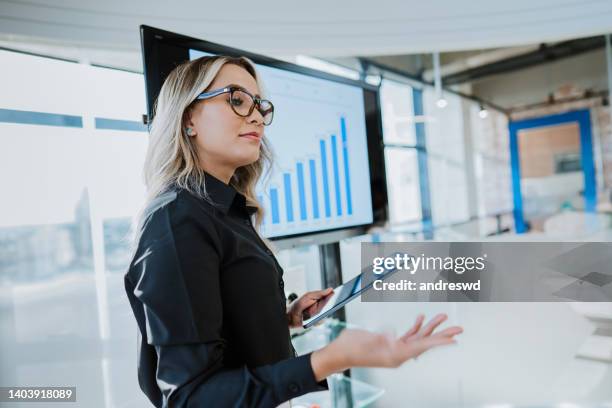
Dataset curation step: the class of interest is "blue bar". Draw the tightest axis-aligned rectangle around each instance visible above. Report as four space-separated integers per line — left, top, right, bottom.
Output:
270 188 280 224
320 140 331 217
309 159 320 219
340 117 352 215
95 117 147 132
296 162 307 221
0 108 82 128
283 173 294 222
331 134 342 216
508 125 525 233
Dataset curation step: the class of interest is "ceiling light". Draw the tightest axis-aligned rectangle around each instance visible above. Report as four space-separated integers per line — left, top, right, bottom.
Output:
478 105 488 118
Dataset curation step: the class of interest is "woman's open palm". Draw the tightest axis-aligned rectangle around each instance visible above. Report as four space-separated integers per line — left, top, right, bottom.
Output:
335 313 462 368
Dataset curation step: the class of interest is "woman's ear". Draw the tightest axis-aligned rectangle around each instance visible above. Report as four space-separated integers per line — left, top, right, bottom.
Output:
183 107 197 137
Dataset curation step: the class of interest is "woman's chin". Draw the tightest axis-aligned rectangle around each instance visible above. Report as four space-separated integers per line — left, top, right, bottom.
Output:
234 151 260 167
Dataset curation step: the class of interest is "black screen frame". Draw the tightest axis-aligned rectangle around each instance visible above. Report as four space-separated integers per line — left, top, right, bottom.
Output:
140 25 388 242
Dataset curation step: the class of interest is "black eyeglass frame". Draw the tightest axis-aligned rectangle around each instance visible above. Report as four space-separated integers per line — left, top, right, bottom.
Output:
194 86 274 125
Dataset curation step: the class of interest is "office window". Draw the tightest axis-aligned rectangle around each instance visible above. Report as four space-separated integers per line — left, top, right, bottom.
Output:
469 104 512 217
384 148 422 223
380 80 416 146
380 79 422 224
0 49 149 407
423 90 470 226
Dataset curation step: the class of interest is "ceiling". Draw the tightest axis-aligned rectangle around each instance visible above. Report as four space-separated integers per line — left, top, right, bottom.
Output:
1 0 612 57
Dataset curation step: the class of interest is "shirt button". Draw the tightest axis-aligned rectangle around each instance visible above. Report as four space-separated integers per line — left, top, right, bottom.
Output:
265 249 273 255
288 383 299 393
279 280 285 289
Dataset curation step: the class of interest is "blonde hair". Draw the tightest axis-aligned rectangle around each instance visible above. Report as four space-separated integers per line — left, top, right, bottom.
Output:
130 55 273 251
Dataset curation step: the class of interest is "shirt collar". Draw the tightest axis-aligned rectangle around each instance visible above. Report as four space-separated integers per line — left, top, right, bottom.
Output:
204 172 258 216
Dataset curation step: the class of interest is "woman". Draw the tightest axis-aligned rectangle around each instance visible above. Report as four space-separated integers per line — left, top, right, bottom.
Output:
123 55 463 408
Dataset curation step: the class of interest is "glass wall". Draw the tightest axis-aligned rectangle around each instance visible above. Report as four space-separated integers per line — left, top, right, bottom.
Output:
378 77 511 234
379 79 423 225
0 49 149 408
469 103 513 218
423 89 471 226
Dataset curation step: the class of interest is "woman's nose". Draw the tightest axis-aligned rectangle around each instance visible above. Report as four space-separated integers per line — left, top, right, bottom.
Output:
247 107 265 125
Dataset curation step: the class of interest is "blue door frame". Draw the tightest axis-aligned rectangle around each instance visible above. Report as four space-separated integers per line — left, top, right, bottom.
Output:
508 109 596 233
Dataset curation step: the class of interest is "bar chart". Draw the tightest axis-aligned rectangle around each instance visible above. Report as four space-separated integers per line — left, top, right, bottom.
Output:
263 116 354 228
258 108 373 239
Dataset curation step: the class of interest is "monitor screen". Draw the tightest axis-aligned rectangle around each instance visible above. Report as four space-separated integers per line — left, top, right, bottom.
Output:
141 26 387 242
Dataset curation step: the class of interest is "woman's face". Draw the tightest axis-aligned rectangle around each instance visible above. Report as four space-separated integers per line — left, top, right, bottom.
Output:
186 63 265 181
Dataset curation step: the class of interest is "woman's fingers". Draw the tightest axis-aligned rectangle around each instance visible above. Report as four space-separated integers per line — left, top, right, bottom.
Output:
411 325 462 351
423 334 458 348
315 287 334 298
300 288 334 319
397 332 459 361
400 313 449 342
300 288 333 309
308 288 333 303
306 299 326 315
400 313 446 342
418 313 448 337
430 326 463 339
315 289 334 309
400 314 425 341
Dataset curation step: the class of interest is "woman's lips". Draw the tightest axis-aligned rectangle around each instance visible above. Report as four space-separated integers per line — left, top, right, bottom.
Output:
239 132 261 141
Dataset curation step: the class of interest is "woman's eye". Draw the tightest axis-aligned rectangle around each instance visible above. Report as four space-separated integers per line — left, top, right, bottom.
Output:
229 97 244 106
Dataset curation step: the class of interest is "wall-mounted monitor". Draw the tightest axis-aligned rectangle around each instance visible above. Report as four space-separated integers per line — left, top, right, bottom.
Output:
140 25 387 246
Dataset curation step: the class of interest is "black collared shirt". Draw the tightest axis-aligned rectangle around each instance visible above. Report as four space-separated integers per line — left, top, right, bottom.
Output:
124 172 327 407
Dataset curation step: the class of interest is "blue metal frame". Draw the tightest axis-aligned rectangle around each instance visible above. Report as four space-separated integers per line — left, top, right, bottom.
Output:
508 109 596 233
412 88 434 238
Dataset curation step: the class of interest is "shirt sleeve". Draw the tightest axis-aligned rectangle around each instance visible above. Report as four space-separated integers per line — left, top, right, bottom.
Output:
155 344 326 407
131 202 328 407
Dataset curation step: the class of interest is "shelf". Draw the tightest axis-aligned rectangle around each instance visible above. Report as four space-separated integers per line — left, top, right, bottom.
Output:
292 373 384 408
292 318 355 355
291 319 385 407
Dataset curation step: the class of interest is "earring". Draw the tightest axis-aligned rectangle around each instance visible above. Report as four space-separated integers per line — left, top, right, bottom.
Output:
186 127 194 136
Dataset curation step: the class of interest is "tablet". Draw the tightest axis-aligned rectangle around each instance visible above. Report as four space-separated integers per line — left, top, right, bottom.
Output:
302 254 401 329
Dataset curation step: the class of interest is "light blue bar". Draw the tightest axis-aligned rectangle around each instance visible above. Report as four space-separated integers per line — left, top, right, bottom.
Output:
95 117 147 132
309 159 320 219
340 117 353 215
270 188 280 224
283 173 294 222
0 108 82 128
296 162 307 221
320 140 331 217
331 134 342 216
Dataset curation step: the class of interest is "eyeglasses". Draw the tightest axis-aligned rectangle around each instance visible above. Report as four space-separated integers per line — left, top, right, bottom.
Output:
194 86 274 126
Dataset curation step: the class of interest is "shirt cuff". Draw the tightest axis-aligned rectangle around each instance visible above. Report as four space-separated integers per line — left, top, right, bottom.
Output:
273 352 329 401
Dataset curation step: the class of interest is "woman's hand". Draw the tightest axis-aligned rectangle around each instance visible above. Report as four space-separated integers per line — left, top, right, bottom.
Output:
286 288 334 328
310 313 462 381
